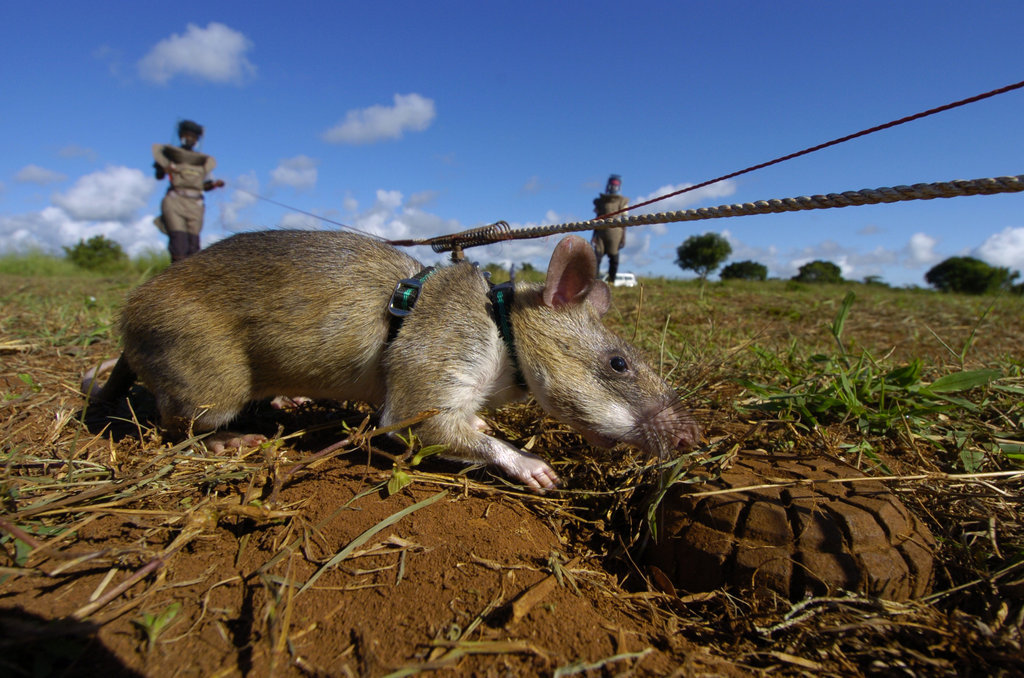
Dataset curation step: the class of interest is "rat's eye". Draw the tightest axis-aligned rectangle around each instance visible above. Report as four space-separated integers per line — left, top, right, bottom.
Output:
610 356 629 373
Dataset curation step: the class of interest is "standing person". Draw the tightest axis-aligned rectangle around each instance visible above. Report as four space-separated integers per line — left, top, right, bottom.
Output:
152 119 224 262
591 174 629 283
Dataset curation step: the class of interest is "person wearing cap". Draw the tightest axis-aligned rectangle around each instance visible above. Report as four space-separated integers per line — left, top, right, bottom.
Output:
152 119 225 262
591 174 630 283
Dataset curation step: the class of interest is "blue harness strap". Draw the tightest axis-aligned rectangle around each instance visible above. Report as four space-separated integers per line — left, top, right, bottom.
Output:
386 267 435 344
385 270 527 389
487 281 527 389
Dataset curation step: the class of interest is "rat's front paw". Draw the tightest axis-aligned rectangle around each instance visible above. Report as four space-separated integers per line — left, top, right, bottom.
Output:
270 395 313 410
514 457 561 493
206 432 268 454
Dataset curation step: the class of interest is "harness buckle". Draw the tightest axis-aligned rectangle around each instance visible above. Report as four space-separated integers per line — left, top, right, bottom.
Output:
387 278 425 318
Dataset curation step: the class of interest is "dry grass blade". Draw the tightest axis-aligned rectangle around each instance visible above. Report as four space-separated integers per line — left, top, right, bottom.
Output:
683 469 1024 498
297 490 448 595
71 505 216 619
553 648 655 677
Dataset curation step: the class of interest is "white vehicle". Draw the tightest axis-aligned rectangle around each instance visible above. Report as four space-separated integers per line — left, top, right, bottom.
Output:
612 272 637 287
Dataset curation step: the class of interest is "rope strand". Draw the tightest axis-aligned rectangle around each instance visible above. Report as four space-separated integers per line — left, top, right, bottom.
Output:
599 78 1024 220
396 175 1024 252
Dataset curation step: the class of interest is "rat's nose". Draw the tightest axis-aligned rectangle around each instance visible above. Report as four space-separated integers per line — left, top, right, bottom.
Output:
648 399 701 456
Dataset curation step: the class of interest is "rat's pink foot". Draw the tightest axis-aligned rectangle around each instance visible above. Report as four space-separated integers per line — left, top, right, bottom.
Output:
271 395 313 409
513 456 560 493
205 432 267 454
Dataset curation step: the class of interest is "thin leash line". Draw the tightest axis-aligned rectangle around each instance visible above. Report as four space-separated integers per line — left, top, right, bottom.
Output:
597 78 1024 221
213 78 1024 252
390 78 1024 251
228 186 386 241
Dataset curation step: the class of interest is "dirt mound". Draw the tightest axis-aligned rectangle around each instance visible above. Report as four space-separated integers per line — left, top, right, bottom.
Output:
1 454 749 677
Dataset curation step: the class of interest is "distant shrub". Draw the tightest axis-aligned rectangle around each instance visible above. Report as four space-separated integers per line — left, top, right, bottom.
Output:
515 261 545 283
721 260 767 281
481 262 511 284
675 232 732 280
63 236 127 272
925 256 1019 295
793 260 843 284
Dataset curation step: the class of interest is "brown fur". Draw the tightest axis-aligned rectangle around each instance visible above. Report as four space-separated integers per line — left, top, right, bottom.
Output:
85 230 699 491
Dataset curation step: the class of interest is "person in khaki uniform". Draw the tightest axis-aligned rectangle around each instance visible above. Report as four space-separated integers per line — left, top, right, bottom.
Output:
591 174 629 283
152 119 224 262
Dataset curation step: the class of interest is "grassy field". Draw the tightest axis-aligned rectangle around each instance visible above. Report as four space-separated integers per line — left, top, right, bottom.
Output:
1 257 1022 676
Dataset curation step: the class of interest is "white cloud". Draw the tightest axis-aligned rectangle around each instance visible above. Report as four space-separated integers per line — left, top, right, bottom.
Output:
0 165 165 258
904 232 939 267
278 212 323 229
521 176 543 195
93 44 126 81
51 166 156 221
270 155 318 191
138 22 256 85
684 230 934 283
0 207 164 259
407 190 439 209
220 172 260 228
626 233 655 269
775 239 906 281
329 189 460 252
630 180 738 215
322 93 436 144
15 164 68 185
974 226 1024 271
375 189 404 211
58 144 98 161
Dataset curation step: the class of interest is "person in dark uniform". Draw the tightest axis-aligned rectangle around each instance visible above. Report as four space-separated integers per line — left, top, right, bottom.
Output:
152 119 224 262
591 174 629 282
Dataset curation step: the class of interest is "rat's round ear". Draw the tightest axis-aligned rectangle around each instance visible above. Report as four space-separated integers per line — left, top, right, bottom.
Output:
586 279 611 316
543 236 598 309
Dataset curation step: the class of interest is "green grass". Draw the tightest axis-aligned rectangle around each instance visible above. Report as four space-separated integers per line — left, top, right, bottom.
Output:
2 252 1020 474
605 278 1023 473
735 292 1008 471
0 252 169 349
0 249 169 277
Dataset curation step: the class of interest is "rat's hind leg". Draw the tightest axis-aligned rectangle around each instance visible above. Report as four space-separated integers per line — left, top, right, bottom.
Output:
155 391 266 453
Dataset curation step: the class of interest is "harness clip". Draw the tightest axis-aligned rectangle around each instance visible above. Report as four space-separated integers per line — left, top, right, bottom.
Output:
388 278 425 318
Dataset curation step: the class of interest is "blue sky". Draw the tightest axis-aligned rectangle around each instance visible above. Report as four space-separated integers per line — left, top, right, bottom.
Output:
2 1 1023 286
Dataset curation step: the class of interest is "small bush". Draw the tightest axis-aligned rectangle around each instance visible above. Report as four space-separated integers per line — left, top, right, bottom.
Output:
792 260 842 284
721 260 768 281
925 256 1019 295
63 236 128 272
675 233 732 280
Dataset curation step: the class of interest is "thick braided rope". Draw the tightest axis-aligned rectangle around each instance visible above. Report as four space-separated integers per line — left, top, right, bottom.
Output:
415 175 1024 253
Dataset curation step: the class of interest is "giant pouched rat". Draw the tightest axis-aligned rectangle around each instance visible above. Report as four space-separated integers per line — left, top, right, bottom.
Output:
83 230 700 491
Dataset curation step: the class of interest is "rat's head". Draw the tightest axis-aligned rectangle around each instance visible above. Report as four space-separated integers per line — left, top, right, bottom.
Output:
512 236 700 458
